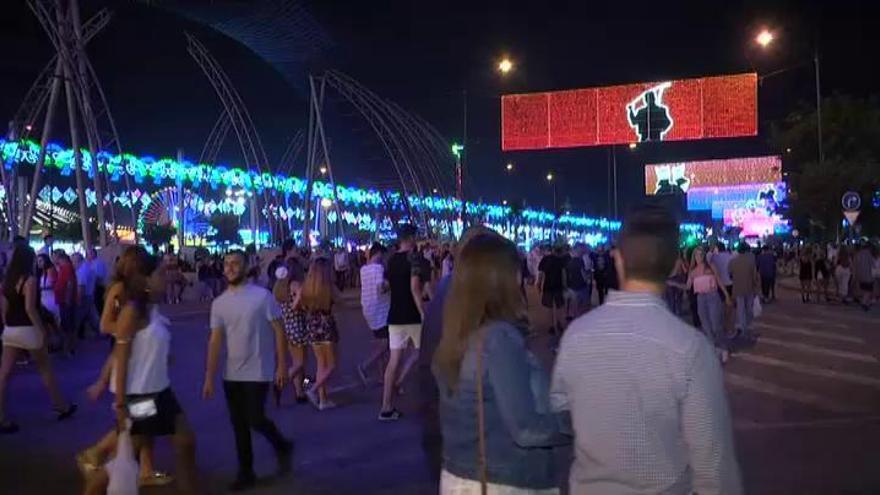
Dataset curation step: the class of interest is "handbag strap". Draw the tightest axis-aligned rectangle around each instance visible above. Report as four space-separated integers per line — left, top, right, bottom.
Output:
475 330 489 495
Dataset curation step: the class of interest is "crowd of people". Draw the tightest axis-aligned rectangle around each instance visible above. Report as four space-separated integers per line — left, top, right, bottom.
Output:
1 216 879 494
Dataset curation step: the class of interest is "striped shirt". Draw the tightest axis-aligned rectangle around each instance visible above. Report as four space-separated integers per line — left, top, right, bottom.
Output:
360 263 390 330
551 290 742 495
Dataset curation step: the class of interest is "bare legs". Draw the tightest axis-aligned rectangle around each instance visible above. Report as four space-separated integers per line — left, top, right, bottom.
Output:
287 344 307 399
0 344 69 425
380 345 419 413
359 339 388 384
310 343 337 406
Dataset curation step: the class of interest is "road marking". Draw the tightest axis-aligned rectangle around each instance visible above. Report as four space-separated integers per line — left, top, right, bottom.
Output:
734 415 880 431
725 372 866 414
735 353 880 388
754 321 865 344
758 336 879 364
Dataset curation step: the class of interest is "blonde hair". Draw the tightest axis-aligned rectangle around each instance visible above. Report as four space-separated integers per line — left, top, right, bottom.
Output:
434 232 526 391
300 258 332 312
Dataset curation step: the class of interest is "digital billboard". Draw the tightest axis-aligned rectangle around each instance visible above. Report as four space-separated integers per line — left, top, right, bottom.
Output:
501 73 757 151
644 155 782 196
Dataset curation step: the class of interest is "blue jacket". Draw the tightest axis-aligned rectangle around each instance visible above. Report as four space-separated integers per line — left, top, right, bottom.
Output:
435 320 570 489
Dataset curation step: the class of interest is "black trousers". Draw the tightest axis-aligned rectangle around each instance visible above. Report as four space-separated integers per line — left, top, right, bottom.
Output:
223 381 288 477
761 276 776 300
595 278 609 305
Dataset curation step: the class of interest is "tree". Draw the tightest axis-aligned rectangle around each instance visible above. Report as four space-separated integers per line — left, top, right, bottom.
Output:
209 214 242 247
143 223 177 253
771 94 880 239
53 220 98 244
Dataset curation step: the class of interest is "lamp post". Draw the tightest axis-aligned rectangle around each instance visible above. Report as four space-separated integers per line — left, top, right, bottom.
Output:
754 27 823 165
547 172 557 241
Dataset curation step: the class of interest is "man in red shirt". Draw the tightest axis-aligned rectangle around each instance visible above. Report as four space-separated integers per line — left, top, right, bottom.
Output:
52 250 78 355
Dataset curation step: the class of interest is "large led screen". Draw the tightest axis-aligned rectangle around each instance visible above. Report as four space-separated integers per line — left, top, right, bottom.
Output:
644 155 782 196
501 73 757 150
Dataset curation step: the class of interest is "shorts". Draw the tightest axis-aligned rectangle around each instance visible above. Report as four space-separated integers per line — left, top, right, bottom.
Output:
125 388 183 437
388 324 421 350
1 326 43 351
566 288 590 306
372 326 389 340
541 290 564 308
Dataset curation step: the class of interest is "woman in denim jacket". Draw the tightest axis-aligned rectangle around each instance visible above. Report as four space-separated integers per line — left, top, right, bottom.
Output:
434 233 570 494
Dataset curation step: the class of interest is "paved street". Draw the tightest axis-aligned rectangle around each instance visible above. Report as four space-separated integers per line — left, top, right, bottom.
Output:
1 280 878 494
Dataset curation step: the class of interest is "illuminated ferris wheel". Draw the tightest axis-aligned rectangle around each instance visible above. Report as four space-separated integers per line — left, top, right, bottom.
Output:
138 187 211 240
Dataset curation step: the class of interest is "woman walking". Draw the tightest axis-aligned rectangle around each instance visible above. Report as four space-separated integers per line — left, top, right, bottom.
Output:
274 267 310 404
687 246 733 363
83 246 198 495
299 258 339 410
799 245 815 303
0 246 76 433
434 233 568 494
37 253 62 351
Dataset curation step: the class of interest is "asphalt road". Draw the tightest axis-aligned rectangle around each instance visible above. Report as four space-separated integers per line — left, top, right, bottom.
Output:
0 279 878 494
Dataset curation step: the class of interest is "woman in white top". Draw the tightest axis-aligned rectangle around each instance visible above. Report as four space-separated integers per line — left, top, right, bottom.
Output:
83 246 198 495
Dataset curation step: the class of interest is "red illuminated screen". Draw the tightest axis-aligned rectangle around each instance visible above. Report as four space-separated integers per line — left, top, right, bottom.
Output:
501 73 757 150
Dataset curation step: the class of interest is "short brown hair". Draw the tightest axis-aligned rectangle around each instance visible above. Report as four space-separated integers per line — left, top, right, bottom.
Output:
619 205 679 283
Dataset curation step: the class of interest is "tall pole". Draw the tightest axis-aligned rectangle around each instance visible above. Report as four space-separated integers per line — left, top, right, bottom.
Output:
461 89 467 228
176 148 185 251
57 3 91 251
69 0 106 247
612 146 619 218
22 57 65 237
302 75 316 247
813 48 823 165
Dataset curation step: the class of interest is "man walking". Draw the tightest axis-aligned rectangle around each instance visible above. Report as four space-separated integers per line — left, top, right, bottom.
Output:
538 245 566 333
203 250 292 491
729 243 760 342
551 206 742 495
379 225 425 421
756 245 777 303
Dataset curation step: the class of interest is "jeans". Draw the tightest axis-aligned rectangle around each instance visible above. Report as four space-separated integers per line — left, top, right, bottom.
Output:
697 292 726 350
76 296 100 338
735 294 754 338
223 381 289 477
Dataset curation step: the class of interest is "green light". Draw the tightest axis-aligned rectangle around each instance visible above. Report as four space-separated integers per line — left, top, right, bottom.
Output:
451 143 464 159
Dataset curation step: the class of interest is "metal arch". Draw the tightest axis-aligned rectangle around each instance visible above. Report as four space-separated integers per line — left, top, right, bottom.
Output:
185 33 269 174
10 7 110 141
23 0 135 243
197 111 233 166
186 32 276 243
278 129 304 176
320 72 423 228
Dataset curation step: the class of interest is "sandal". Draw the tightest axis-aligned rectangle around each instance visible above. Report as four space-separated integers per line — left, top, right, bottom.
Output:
55 403 78 421
140 471 174 487
0 420 20 434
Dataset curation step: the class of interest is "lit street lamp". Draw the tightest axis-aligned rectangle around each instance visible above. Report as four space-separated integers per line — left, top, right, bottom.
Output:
547 172 558 241
506 162 514 172
498 58 513 74
756 29 774 48
628 142 637 150
502 199 508 206
754 25 823 165
320 197 333 209
319 165 328 175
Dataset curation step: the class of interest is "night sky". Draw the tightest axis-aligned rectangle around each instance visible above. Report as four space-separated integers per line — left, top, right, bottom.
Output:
1 0 877 219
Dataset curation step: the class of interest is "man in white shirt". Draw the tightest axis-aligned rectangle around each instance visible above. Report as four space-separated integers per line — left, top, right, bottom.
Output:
203 250 292 491
72 252 100 338
357 243 390 384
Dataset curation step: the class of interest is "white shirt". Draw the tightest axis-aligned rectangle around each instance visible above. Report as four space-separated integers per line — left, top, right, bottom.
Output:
360 263 390 330
110 308 171 395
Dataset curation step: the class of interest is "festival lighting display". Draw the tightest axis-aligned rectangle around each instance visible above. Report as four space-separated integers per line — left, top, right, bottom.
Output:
502 72 757 150
687 183 786 215
723 207 789 237
644 156 782 195
0 139 623 245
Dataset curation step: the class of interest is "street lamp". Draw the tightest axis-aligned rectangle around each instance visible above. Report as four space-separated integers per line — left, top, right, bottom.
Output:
498 57 513 74
319 165 327 175
628 142 637 150
502 199 508 206
546 172 558 241
320 197 333 209
753 25 823 164
546 172 554 182
755 29 774 48
506 162 514 172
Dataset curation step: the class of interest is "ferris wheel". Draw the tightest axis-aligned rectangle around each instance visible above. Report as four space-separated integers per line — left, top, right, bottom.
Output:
138 186 211 240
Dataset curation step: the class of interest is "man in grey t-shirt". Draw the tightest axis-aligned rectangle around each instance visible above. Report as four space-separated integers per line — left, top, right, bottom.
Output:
203 250 292 491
